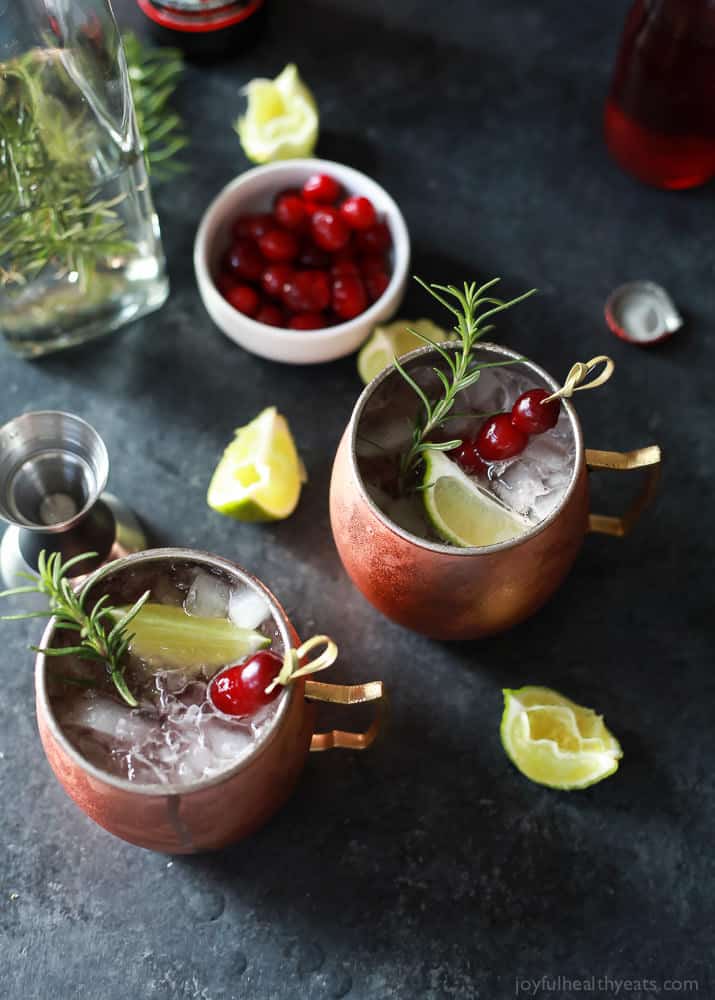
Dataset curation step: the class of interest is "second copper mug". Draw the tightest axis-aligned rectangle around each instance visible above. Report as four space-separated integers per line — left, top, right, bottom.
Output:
330 343 661 640
36 548 384 853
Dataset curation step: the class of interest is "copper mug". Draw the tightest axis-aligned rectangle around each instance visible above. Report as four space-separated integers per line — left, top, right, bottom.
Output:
330 343 661 639
35 548 384 853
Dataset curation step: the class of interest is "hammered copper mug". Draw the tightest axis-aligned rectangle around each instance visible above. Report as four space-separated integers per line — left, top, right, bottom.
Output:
35 549 384 853
330 343 661 640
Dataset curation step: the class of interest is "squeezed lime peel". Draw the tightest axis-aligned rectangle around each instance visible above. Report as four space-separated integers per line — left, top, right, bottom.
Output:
236 64 318 163
500 686 623 790
357 319 454 384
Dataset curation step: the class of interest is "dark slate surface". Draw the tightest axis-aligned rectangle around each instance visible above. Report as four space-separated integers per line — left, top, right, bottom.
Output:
2 2 713 998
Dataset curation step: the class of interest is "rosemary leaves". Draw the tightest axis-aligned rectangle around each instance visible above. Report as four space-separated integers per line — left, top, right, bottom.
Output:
0 551 149 707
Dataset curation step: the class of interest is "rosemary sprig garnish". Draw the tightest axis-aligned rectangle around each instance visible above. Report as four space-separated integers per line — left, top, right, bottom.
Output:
0 551 149 707
395 277 536 485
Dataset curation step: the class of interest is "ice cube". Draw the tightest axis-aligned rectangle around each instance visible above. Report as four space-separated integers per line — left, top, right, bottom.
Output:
523 434 572 476
59 691 153 745
201 716 252 761
183 570 230 619
228 586 271 630
250 700 282 739
125 749 170 784
464 369 507 414
532 489 563 522
491 458 549 517
172 740 216 783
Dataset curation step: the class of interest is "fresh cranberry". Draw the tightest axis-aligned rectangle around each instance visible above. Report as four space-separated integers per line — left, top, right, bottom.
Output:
359 254 388 277
302 200 322 218
333 275 368 320
511 388 561 435
356 221 391 254
289 312 326 330
283 270 331 312
232 213 273 241
297 243 331 269
210 650 282 716
225 283 260 317
225 239 264 282
302 173 341 203
340 195 377 231
311 208 351 252
261 263 293 299
365 272 390 302
258 228 299 263
476 414 528 462
255 304 285 327
215 272 236 297
274 193 307 231
449 439 487 475
273 186 300 206
331 258 360 278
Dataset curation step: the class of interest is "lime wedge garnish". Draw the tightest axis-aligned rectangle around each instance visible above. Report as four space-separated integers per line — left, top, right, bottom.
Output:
236 63 318 163
357 319 454 384
207 406 306 522
500 686 623 790
111 604 269 673
422 450 528 547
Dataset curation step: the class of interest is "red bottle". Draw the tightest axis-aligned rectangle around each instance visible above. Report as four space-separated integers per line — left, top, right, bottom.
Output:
604 0 715 189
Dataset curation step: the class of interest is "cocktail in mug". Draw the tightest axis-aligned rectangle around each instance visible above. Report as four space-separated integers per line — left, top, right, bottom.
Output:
51 557 289 786
358 360 577 548
16 549 383 852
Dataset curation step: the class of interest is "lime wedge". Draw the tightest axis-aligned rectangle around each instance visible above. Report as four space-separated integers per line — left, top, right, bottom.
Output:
500 686 623 790
236 63 318 163
422 450 529 547
207 406 306 522
357 319 455 384
111 604 269 673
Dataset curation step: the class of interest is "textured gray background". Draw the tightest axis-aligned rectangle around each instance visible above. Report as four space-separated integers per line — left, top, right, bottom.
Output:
2 2 713 998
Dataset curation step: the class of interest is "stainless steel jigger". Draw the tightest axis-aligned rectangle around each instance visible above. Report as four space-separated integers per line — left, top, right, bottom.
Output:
0 411 146 589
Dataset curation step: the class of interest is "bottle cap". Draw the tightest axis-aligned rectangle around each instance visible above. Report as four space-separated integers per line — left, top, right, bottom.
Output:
605 281 682 346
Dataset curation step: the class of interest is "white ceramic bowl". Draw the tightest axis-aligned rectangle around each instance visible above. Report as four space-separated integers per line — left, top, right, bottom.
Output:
194 158 410 364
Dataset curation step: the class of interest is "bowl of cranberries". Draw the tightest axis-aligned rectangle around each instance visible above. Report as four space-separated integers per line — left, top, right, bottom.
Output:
194 159 410 364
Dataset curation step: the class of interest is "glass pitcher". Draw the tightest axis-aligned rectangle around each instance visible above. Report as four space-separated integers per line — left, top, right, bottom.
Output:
604 0 715 189
0 0 169 357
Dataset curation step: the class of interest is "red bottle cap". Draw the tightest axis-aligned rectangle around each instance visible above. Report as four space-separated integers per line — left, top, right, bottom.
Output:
136 0 263 33
605 281 682 346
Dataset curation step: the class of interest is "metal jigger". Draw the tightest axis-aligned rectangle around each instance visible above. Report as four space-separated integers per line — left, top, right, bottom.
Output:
0 411 146 590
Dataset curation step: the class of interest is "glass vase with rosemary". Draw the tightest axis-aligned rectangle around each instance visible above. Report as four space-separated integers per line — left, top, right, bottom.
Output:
0 1 172 357
355 278 604 548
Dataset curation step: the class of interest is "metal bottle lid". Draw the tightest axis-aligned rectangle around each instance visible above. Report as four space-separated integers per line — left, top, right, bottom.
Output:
605 281 682 346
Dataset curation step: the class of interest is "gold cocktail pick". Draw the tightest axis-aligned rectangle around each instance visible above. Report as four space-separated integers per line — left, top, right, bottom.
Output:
543 355 615 405
264 635 338 694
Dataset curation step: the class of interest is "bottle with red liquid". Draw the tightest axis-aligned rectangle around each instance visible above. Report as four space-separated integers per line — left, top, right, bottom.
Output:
604 0 715 189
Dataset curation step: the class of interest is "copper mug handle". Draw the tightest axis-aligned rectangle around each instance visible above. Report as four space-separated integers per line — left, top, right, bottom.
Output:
305 679 385 751
586 445 661 537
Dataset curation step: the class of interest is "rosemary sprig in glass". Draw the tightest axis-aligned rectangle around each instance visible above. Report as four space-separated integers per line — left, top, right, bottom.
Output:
0 52 133 287
395 277 536 485
0 35 187 288
0 551 149 707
